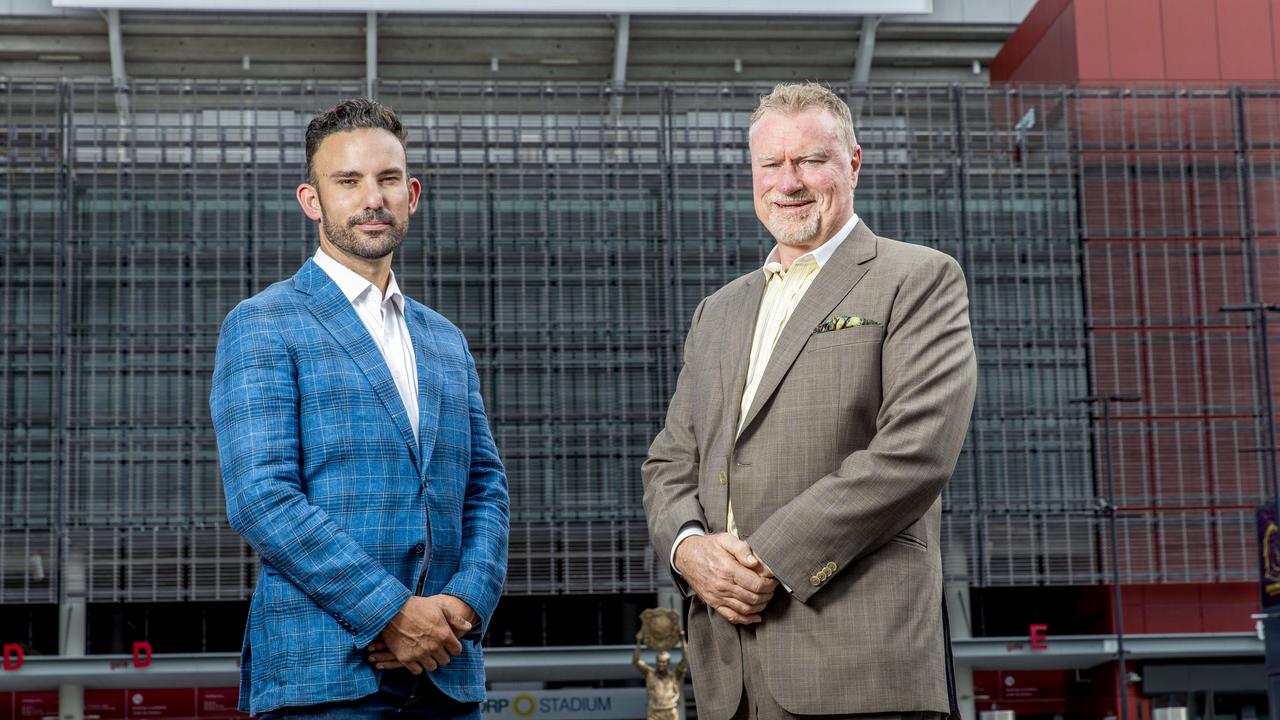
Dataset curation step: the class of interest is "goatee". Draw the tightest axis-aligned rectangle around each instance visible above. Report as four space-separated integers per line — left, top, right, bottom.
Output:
322 207 407 260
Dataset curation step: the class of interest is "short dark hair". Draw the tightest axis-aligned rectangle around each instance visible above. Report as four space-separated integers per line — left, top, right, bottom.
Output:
304 97 408 184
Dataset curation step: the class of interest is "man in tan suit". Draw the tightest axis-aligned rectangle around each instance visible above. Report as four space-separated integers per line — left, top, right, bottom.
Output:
642 83 976 719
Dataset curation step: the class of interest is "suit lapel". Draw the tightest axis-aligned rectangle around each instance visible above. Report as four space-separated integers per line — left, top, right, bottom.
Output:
720 271 767 443
405 302 443 482
294 259 422 468
737 223 879 436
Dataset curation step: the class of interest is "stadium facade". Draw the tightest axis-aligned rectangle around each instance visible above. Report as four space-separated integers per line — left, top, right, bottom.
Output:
3 0 1280 718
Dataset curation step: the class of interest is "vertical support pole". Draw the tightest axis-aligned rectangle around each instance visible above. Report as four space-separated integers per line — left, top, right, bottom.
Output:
851 14 881 86
610 14 630 119
106 9 129 125
848 15 881 118
57 553 86 720
1102 400 1128 720
366 11 378 100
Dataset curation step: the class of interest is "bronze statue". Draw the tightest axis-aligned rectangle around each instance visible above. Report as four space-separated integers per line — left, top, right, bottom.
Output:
634 607 688 720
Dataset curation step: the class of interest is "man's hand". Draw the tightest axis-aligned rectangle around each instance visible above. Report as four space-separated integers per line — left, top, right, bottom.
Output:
366 594 476 674
674 532 778 625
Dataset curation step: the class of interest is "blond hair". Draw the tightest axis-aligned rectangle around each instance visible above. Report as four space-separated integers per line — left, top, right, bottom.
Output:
749 83 858 151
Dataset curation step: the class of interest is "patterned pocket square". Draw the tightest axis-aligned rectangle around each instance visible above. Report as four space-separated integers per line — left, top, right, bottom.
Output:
813 315 881 334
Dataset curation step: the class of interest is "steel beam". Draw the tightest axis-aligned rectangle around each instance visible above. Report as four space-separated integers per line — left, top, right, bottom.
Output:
611 13 629 90
610 13 629 116
851 13 881 85
105 7 129 120
0 634 1263 692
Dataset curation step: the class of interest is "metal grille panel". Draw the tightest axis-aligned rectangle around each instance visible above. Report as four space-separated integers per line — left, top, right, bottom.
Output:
2 80 1277 602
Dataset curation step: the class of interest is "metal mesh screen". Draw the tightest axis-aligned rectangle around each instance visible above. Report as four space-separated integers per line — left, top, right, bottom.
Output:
1 79 1276 603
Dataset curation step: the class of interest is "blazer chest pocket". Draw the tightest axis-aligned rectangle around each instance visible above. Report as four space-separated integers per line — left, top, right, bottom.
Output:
806 324 886 351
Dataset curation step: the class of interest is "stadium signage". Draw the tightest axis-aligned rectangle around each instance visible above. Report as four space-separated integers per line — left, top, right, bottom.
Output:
133 641 153 668
0 641 154 672
1029 624 1049 650
481 689 646 720
1 644 22 671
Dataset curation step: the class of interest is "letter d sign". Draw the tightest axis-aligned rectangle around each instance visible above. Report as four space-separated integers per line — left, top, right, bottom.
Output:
133 641 152 669
2 644 23 671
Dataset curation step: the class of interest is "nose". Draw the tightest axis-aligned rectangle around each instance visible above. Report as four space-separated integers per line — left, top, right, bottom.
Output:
776 163 804 194
363 183 386 211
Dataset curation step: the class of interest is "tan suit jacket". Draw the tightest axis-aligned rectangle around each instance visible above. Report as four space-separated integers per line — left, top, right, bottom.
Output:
642 222 976 717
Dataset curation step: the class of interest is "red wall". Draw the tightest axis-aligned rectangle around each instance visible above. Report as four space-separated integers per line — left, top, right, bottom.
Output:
993 0 1280 83
1118 582 1258 633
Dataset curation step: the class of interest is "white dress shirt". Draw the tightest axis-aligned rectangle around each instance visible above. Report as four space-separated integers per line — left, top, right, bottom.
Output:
670 213 861 580
313 247 420 441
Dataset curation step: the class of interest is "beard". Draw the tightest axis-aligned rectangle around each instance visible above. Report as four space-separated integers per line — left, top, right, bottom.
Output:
321 204 407 260
762 191 822 246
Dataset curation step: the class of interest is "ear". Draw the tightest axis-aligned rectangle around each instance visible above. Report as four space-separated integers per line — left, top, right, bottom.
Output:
848 144 863 190
407 176 422 216
296 182 323 222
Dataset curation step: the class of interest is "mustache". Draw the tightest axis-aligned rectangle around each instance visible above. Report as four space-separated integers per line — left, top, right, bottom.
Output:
765 192 817 204
348 209 396 227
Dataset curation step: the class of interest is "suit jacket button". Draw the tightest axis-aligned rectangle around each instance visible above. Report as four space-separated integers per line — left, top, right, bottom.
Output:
826 561 836 572
718 472 727 485
413 543 426 555
810 575 821 586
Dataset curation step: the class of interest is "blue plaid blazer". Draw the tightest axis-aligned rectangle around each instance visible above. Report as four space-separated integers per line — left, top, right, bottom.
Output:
210 259 509 714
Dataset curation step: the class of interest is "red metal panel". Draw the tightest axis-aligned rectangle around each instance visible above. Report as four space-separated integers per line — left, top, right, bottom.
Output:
1074 0 1114 81
1260 237 1280 302
13 692 56 720
1161 0 1222 80
1119 582 1257 632
195 688 244 718
85 690 128 720
998 1 1080 83
997 0 1280 82
1273 0 1280 79
126 689 197 719
990 0 1074 81
974 670 1070 714
1104 0 1168 81
1199 582 1262 630
1216 0 1278 81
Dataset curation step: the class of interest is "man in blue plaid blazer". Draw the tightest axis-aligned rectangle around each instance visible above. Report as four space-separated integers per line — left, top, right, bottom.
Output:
211 99 509 718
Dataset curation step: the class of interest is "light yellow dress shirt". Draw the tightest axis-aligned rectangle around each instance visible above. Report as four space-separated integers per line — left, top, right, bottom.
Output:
726 213 859 537
669 213 861 573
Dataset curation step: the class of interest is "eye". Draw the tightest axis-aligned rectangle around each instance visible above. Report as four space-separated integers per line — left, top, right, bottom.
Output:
338 179 357 187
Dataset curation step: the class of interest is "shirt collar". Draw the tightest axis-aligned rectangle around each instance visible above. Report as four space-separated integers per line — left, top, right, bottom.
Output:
761 213 860 278
313 246 404 311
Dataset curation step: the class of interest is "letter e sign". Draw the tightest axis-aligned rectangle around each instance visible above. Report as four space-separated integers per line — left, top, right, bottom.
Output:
1029 624 1049 650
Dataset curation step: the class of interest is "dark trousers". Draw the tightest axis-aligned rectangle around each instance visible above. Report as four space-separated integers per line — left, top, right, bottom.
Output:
258 670 480 720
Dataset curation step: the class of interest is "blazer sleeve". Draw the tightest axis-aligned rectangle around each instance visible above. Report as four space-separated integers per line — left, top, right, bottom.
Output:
747 253 977 603
441 331 510 639
641 297 711 596
211 302 412 648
